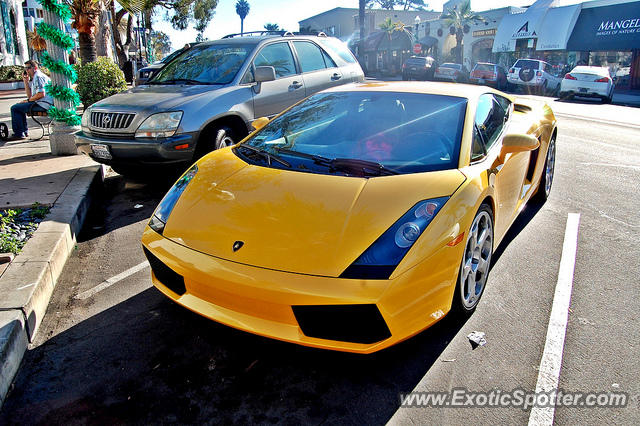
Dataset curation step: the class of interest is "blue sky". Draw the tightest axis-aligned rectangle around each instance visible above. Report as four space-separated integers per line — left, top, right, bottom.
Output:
153 0 583 51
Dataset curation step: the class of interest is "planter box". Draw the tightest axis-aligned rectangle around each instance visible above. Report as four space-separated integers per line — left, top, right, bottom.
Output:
0 81 24 90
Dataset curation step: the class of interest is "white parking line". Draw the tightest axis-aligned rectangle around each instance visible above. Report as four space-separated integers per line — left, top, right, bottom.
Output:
74 261 150 300
528 213 581 426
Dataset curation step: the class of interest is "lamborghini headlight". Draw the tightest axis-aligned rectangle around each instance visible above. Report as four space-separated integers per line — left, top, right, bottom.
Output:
340 197 449 279
135 111 183 138
148 164 198 234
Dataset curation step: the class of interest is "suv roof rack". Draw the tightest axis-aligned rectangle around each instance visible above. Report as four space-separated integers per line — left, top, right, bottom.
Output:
222 30 328 39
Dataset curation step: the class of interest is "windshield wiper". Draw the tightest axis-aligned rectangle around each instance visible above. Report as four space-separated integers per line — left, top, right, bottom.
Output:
329 158 399 177
150 79 215 85
236 144 291 168
274 148 333 165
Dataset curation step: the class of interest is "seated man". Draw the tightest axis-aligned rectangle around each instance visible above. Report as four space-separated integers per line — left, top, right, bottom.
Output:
9 60 53 140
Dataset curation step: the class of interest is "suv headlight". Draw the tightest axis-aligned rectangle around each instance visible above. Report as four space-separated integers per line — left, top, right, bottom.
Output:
135 111 183 138
81 108 90 129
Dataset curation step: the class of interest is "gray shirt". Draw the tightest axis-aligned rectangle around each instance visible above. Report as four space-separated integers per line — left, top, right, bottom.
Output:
29 70 54 109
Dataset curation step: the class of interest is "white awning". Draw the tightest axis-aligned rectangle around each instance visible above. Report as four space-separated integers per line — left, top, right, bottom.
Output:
492 0 562 53
536 4 582 51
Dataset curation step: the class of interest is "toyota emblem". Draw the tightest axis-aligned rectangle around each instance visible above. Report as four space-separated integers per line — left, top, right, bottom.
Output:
102 115 111 126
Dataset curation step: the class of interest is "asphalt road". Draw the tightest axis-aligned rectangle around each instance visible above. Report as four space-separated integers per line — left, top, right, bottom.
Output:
1 99 639 425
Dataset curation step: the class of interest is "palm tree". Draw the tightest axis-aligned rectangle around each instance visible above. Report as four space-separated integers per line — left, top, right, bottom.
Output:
27 28 47 60
263 23 280 31
441 0 484 65
70 0 103 64
235 0 250 35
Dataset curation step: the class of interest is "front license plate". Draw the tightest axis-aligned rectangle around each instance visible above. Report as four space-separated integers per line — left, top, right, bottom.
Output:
90 144 112 160
411 67 417 71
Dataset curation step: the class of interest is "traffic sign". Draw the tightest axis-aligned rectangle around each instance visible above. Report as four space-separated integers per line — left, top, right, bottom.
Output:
413 43 421 54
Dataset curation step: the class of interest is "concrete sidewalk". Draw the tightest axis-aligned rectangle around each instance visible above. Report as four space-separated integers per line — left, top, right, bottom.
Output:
0 90 103 408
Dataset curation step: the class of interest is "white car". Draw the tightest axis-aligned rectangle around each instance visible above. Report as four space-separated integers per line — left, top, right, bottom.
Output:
560 66 614 103
507 59 561 95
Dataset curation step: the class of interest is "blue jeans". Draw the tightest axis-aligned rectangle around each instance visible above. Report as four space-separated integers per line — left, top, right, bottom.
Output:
10 101 46 136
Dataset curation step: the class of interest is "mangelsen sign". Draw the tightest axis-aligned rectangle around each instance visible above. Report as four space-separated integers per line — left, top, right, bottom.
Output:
597 18 640 36
567 3 640 51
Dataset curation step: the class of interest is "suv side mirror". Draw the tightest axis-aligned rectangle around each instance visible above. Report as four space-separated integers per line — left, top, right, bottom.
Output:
499 133 539 161
255 66 276 83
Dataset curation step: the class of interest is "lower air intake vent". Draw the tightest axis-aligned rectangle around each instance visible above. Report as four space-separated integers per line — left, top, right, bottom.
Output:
143 248 186 296
292 304 391 344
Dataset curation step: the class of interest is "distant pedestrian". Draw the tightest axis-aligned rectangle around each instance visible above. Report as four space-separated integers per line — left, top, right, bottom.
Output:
9 60 53 140
69 51 76 65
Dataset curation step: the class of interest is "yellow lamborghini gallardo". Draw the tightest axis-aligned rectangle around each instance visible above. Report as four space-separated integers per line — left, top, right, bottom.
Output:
142 82 557 353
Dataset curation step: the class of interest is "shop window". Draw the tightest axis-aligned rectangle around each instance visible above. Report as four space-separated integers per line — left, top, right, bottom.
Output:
36 8 43 18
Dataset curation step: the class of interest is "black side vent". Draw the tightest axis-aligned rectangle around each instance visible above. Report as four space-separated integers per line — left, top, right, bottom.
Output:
292 304 391 344
143 248 186 296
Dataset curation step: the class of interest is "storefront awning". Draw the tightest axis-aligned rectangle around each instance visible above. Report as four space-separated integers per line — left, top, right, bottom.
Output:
492 0 562 52
419 36 438 48
536 4 581 50
567 2 640 51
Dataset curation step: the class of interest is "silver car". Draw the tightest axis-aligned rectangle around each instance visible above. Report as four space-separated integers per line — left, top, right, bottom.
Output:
507 59 561 95
559 66 614 103
76 32 365 176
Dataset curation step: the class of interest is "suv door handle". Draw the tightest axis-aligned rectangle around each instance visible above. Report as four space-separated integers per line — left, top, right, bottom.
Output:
290 81 303 89
331 73 342 80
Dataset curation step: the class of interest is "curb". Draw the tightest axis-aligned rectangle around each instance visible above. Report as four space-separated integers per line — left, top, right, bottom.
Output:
0 164 104 408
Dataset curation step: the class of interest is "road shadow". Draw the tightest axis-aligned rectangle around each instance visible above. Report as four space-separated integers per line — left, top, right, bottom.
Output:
491 202 544 267
0 152 54 167
78 173 175 242
0 284 471 424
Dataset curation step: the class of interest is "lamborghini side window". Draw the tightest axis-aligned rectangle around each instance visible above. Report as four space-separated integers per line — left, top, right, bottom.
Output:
471 125 486 162
475 94 507 152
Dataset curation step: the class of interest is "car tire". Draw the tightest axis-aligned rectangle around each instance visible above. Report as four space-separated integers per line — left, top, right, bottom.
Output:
451 204 494 316
533 136 556 203
195 125 238 160
602 89 613 104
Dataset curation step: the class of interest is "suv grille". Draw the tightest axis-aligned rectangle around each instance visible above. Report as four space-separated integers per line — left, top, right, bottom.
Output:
91 111 135 129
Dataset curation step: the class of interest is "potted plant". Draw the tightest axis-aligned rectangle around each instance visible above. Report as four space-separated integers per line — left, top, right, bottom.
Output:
0 65 26 90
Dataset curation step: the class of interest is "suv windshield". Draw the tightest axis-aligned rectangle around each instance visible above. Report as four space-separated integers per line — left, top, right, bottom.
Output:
236 91 467 176
151 43 254 85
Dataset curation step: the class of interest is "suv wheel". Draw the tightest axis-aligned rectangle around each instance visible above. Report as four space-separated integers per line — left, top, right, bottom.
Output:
214 126 237 150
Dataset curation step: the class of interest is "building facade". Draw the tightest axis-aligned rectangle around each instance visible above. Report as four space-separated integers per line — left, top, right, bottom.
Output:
0 0 28 65
301 0 640 89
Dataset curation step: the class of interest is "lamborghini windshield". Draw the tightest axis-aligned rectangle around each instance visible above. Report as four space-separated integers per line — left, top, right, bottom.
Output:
236 91 467 176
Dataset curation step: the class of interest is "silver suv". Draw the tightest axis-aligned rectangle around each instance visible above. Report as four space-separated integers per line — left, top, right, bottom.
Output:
507 59 561 95
75 32 365 176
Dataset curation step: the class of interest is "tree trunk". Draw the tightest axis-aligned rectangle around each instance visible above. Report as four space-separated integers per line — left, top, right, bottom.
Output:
96 6 115 61
456 29 464 64
78 32 97 64
359 0 365 70
240 19 244 35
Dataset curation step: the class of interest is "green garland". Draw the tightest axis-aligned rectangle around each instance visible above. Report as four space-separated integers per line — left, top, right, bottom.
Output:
48 106 82 126
38 0 72 22
36 0 81 126
41 51 77 83
37 22 74 52
45 82 80 106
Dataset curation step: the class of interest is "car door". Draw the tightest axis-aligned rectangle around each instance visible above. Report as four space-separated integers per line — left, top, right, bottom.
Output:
249 42 306 118
474 94 529 238
292 41 343 96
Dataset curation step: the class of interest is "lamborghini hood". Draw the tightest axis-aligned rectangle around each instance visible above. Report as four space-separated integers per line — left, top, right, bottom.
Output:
162 149 466 277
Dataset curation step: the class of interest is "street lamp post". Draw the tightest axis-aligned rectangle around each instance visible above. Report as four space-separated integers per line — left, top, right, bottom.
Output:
414 15 421 43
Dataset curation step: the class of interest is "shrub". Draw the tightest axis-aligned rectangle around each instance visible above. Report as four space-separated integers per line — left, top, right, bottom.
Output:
0 65 25 82
75 56 127 107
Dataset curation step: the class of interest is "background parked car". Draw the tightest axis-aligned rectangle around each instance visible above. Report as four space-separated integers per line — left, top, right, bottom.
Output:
507 59 561 95
75 33 365 177
433 63 469 83
469 62 508 90
560 66 614 103
401 56 437 81
135 43 199 86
